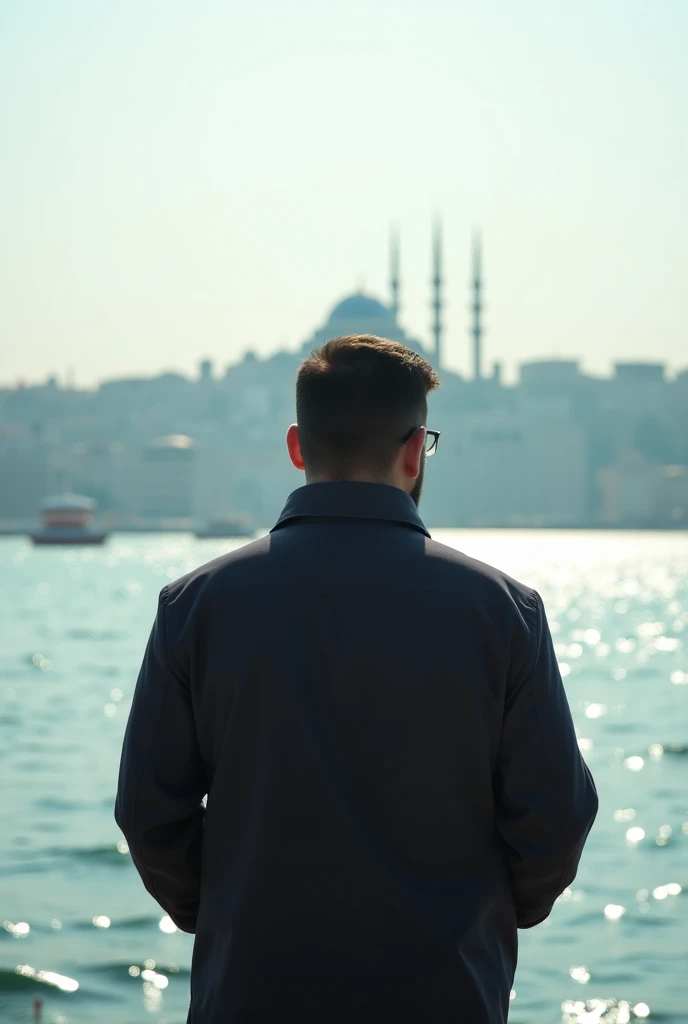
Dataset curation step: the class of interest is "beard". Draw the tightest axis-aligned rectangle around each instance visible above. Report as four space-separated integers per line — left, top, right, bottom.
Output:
410 451 426 508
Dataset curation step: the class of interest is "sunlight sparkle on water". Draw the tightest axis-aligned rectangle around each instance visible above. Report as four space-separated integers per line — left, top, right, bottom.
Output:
562 999 635 1022
626 827 645 843
653 883 682 900
141 968 169 989
143 980 163 1012
604 904 626 921
615 638 636 653
637 622 665 638
654 636 680 651
656 829 670 845
15 965 79 992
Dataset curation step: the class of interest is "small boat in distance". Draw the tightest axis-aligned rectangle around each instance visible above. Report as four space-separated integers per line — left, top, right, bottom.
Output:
194 513 255 539
30 494 109 546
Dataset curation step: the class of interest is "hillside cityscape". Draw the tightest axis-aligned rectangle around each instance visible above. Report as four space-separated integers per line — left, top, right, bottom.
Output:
2 230 687 531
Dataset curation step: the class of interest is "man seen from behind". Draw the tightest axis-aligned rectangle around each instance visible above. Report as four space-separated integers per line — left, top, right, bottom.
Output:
116 334 598 1023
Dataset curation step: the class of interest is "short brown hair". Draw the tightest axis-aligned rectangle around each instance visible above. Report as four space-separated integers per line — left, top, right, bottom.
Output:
296 335 439 476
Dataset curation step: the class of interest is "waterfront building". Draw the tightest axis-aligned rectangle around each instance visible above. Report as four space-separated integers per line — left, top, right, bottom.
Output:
139 435 195 520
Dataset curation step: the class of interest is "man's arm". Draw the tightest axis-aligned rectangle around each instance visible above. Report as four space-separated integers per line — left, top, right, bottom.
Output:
494 590 598 929
115 588 207 933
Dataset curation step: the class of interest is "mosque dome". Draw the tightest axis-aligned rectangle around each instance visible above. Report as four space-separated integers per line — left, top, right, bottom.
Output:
301 286 427 359
326 294 391 323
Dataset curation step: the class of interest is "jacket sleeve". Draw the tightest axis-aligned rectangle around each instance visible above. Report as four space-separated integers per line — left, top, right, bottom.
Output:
115 588 207 933
494 590 598 929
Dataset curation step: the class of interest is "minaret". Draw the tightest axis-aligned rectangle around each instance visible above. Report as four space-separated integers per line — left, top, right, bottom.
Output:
470 229 484 380
389 225 400 321
431 217 443 368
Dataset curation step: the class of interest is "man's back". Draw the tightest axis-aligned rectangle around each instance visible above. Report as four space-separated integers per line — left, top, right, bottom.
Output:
116 482 597 1024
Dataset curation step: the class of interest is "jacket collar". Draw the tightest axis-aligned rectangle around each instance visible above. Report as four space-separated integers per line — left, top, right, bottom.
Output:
272 482 430 537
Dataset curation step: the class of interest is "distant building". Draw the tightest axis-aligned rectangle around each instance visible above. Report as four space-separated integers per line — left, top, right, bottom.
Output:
598 451 661 526
668 369 688 464
439 401 587 527
193 430 234 523
604 363 668 417
520 360 582 396
600 455 688 527
0 452 54 521
68 441 124 510
0 427 55 521
193 429 282 523
516 398 588 525
658 465 688 525
140 435 195 519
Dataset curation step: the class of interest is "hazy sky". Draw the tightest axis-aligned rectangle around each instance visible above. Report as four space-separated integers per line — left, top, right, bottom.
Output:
1 0 686 386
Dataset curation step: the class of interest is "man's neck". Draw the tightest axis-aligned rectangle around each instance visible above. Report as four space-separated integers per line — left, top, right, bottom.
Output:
305 473 405 492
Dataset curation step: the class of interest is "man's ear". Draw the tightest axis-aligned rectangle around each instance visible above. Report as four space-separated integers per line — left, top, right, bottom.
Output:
286 424 305 471
402 427 426 479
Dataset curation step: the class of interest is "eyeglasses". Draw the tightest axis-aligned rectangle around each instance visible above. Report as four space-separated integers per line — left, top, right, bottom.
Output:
400 426 441 456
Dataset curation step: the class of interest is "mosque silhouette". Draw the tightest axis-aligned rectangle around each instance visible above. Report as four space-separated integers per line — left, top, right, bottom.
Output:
299 223 484 379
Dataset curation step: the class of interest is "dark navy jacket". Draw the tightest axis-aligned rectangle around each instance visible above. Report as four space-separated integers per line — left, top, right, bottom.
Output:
115 482 597 1024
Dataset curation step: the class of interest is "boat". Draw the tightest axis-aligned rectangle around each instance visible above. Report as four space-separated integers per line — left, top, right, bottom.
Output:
194 514 255 539
30 494 109 546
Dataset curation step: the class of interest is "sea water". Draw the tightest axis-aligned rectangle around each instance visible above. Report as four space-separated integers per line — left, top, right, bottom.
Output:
0 531 686 1024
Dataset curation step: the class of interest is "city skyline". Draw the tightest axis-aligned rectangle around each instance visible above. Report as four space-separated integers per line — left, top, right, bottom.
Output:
3 220 687 391
2 296 687 531
1 1 687 385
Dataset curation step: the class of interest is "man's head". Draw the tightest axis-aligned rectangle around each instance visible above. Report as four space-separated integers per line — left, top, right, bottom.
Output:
287 334 440 506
